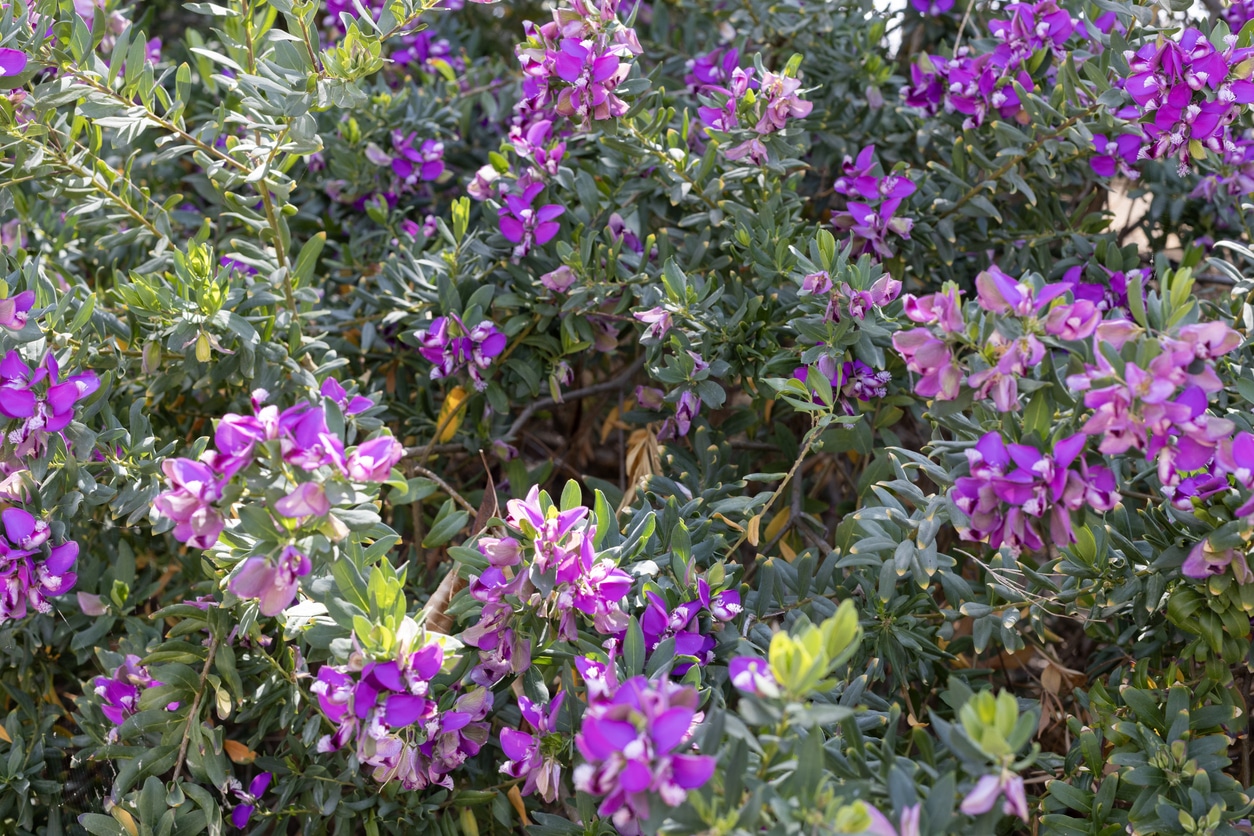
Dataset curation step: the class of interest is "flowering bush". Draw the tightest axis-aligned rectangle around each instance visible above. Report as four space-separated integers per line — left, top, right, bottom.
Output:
9 0 1254 834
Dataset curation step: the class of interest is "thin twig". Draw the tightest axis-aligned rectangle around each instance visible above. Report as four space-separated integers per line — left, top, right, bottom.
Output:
411 464 477 516
173 636 220 782
503 356 645 443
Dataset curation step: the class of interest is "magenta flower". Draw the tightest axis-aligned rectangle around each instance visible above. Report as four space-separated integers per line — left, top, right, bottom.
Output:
477 536 521 567
1044 300 1100 341
801 271 832 295
229 773 272 829
540 265 577 293
697 578 742 621
0 49 26 77
274 482 330 519
93 656 178 742
640 593 713 668
866 803 922 836
903 287 964 333
390 132 445 185
277 403 346 472
1182 540 1252 583
729 657 778 697
552 38 630 123
0 509 78 621
658 391 701 440
634 306 672 341
1089 134 1143 179
498 183 564 258
346 436 405 482
414 315 508 390
320 377 374 415
500 692 565 801
229 546 311 616
891 330 963 400
910 0 953 12
974 267 1068 317
153 458 225 549
755 71 813 133
961 770 1029 821
573 676 716 834
0 290 35 331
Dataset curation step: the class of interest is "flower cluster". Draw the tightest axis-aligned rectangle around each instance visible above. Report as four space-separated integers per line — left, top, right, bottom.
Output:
1067 320 1241 483
463 487 632 685
500 692 565 802
830 145 916 259
800 269 901 323
498 182 565 259
0 350 101 460
573 670 716 834
153 382 402 614
414 313 508 390
697 63 813 164
312 629 491 790
513 0 641 130
905 1 1078 128
894 268 1104 410
94 655 178 743
792 358 892 416
637 578 742 672
1122 28 1254 174
365 131 445 191
951 431 1118 554
0 508 78 622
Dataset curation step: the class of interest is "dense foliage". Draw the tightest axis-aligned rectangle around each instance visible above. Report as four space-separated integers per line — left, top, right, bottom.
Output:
7 0 1254 833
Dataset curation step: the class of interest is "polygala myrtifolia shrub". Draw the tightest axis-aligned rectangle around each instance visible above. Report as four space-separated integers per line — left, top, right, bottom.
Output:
9 0 1254 833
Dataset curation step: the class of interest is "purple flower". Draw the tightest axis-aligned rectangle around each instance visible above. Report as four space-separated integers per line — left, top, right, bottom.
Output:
93 656 178 742
552 38 630 124
961 770 1029 821
634 306 672 341
0 291 35 331
866 802 922 836
697 577 741 621
391 132 445 185
729 657 778 697
414 315 508 391
573 676 716 833
0 49 26 77
229 546 311 616
0 509 77 621
229 773 272 829
640 592 713 669
1090 133 1143 179
801 271 832 295
1182 540 1252 583
477 536 521 567
1044 300 1100 341
501 692 565 801
658 391 701 440
346 436 405 482
903 287 964 333
274 482 330 519
540 265 577 293
910 0 953 13
974 267 1068 317
277 403 347 472
467 164 501 201
891 330 963 400
320 377 374 415
498 183 564 259
153 459 225 549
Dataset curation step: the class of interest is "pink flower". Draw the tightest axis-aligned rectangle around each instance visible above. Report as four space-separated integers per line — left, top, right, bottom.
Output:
229 546 311 616
346 436 404 482
960 770 1029 821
